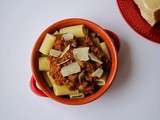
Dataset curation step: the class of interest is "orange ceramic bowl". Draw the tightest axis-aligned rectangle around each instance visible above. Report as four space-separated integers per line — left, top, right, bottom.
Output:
31 18 118 105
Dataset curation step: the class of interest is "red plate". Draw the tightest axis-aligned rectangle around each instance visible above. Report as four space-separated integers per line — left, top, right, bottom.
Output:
117 0 160 43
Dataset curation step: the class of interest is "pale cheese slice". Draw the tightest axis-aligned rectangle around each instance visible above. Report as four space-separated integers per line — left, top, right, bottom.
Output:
73 47 89 61
88 53 103 64
60 62 81 77
69 92 84 99
91 68 103 78
59 45 70 58
49 49 62 57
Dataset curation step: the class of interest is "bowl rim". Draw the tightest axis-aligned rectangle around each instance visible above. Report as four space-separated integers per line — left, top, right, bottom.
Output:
31 18 118 105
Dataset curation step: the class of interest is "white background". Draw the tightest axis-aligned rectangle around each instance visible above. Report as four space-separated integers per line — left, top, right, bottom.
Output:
0 0 160 120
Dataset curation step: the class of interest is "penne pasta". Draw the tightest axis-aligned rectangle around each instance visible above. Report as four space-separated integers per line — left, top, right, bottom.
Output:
46 72 79 96
39 57 50 71
100 42 110 60
39 33 56 55
42 72 52 87
59 25 86 38
53 84 79 96
62 33 74 41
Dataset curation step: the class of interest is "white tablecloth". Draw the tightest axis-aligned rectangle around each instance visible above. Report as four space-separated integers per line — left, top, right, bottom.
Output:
0 0 160 120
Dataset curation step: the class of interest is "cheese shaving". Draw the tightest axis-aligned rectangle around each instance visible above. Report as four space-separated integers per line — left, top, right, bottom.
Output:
49 49 62 57
73 47 89 61
59 45 70 58
70 92 84 99
95 79 105 86
91 68 103 78
60 62 81 77
88 53 103 64
57 59 70 65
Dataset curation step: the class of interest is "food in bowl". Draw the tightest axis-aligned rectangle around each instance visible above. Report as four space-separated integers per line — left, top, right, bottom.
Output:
38 24 111 99
133 0 160 26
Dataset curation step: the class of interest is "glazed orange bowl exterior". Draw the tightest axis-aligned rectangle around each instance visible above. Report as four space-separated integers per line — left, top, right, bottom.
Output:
31 18 118 105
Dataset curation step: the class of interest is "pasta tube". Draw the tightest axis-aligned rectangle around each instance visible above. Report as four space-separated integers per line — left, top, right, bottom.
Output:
46 72 79 96
59 25 86 38
39 33 56 55
42 72 52 87
39 57 50 71
53 84 79 96
100 42 110 60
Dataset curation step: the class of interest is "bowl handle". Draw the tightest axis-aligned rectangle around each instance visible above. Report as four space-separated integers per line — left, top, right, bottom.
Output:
104 29 120 53
30 76 48 97
30 29 120 97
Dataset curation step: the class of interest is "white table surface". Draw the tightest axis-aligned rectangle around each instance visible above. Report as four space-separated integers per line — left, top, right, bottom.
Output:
0 0 160 120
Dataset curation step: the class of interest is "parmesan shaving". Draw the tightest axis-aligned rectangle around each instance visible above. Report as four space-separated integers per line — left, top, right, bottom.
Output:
70 92 84 99
95 79 105 86
60 45 70 58
91 68 103 78
88 53 103 64
49 49 62 57
73 47 89 61
57 59 70 65
60 62 81 77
